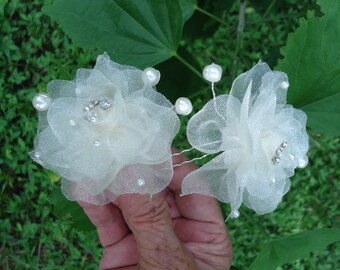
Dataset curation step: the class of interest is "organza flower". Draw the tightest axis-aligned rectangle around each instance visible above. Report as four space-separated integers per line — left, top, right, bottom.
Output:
182 62 309 215
30 53 179 204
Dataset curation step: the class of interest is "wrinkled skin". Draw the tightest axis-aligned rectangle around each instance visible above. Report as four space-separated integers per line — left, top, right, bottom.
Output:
79 153 232 270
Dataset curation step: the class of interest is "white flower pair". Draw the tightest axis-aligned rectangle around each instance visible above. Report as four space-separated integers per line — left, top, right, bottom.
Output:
30 53 309 215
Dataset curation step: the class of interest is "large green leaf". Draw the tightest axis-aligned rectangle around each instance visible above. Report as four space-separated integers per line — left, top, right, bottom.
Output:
302 93 340 136
249 228 340 270
276 0 340 136
44 0 184 68
179 0 197 22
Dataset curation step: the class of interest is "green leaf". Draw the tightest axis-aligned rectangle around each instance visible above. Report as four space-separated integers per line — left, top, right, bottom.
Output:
46 169 61 184
275 0 340 135
51 187 95 231
302 93 340 136
44 0 184 68
179 0 197 22
249 228 340 270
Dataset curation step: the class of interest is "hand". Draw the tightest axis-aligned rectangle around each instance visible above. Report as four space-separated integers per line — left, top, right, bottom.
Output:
79 153 232 270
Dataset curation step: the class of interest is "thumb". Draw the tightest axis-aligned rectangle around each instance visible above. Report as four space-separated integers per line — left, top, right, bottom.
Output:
115 192 196 270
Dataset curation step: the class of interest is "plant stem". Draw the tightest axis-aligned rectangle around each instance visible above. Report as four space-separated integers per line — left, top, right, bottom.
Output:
173 52 203 79
254 0 278 33
195 6 229 27
263 0 277 19
231 1 247 79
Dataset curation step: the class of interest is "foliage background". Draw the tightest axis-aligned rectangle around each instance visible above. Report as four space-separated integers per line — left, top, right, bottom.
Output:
0 0 339 269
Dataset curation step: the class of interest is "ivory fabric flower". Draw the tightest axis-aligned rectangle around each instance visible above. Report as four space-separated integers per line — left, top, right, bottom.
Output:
30 53 179 204
182 62 309 215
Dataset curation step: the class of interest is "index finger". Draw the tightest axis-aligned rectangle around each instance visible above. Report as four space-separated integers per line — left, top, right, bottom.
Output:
78 201 129 247
169 150 225 224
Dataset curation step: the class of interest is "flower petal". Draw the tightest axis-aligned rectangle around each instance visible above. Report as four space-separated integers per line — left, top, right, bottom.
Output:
229 61 271 102
181 154 243 209
187 95 240 154
47 80 77 99
61 178 119 205
109 158 173 195
47 97 92 144
243 178 290 214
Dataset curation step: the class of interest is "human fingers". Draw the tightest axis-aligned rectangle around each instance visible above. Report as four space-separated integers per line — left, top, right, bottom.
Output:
78 201 129 247
164 188 181 219
100 234 138 270
114 193 197 270
170 151 225 224
170 152 233 269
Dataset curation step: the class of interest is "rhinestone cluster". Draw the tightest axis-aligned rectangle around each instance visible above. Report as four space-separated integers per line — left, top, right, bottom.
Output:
83 99 112 123
99 99 112 109
272 141 288 165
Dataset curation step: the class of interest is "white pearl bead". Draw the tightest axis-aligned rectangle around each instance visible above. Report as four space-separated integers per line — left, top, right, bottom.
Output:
281 81 289 89
143 67 161 86
33 151 40 159
203 63 222 83
93 140 101 147
32 93 52 111
175 97 193 115
230 209 240 219
30 151 43 165
297 155 308 168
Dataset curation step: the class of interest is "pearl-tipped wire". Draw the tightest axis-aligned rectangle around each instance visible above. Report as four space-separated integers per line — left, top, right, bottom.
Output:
225 213 232 222
172 140 223 156
211 82 227 122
